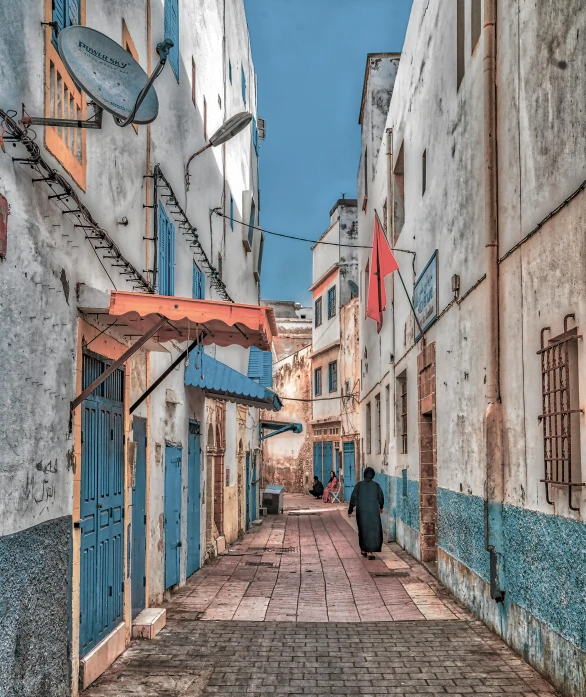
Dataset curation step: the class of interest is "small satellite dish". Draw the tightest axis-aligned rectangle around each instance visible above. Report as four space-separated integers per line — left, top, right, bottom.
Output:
58 25 159 125
209 112 253 147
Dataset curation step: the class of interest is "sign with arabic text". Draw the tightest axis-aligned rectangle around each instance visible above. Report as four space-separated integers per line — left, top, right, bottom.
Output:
413 250 438 339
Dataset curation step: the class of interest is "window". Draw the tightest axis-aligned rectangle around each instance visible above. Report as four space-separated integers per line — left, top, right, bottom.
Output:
252 116 260 157
218 253 223 281
257 234 264 277
158 205 175 296
203 97 207 140
471 0 482 53
45 0 86 188
540 321 583 510
364 262 370 314
422 149 427 196
241 65 247 107
230 195 234 230
375 393 381 454
314 368 322 397
192 262 205 299
248 199 256 248
397 374 407 454
327 286 337 319
362 148 368 211
392 142 405 244
248 347 273 388
457 0 465 90
328 361 338 393
385 384 390 442
191 58 196 105
366 402 372 454
229 60 232 84
382 199 388 237
315 297 323 327
164 0 180 82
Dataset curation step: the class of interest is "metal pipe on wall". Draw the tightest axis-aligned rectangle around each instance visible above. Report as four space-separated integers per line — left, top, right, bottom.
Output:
483 0 505 602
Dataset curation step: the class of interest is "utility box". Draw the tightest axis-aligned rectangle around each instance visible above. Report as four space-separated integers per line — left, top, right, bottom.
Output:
262 485 284 515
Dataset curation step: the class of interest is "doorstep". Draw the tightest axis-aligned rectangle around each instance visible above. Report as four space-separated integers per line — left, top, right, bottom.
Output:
79 622 126 690
132 607 166 640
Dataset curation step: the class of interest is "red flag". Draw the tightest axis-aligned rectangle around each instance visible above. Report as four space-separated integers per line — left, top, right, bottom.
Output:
366 214 399 333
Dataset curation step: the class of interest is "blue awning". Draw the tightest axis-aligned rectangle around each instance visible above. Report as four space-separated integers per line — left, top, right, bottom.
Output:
185 351 282 411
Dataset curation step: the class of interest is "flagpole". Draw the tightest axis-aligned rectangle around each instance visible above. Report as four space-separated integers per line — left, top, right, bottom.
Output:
374 210 425 344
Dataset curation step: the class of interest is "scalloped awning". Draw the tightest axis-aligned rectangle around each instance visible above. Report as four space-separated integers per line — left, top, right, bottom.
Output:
108 291 277 351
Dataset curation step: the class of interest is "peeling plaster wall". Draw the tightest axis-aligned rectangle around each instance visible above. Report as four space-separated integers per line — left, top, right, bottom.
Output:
358 1 586 694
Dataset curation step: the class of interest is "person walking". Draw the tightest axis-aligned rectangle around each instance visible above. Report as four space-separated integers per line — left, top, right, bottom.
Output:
309 476 324 499
347 467 384 560
322 470 338 503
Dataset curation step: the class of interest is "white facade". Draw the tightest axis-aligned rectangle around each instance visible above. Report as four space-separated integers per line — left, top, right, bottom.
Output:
0 1 264 693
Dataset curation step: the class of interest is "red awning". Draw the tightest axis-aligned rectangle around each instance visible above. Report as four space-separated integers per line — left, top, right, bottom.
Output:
106 291 277 351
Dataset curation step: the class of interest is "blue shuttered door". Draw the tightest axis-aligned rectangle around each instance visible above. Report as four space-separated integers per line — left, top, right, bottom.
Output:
131 417 147 620
158 205 175 296
186 422 201 578
80 354 124 657
164 0 180 81
343 441 355 503
323 441 334 481
313 442 323 483
164 445 182 588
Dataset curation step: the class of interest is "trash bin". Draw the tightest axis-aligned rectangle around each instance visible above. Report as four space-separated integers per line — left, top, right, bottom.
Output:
262 485 284 515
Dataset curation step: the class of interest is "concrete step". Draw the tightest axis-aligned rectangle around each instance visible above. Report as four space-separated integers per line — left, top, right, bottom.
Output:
131 608 166 640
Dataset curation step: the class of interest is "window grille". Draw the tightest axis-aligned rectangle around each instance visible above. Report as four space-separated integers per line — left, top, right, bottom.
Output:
327 286 336 319
400 377 407 454
315 297 322 327
366 402 372 454
539 316 585 511
328 361 337 392
314 368 322 397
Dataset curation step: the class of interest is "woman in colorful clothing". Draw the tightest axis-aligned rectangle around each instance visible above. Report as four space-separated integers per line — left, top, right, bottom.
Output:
323 470 338 503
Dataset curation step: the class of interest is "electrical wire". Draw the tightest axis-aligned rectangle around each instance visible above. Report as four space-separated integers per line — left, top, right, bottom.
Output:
281 393 358 403
212 210 415 255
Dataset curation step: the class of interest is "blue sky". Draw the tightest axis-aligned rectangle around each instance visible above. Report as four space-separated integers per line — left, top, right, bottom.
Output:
244 0 413 305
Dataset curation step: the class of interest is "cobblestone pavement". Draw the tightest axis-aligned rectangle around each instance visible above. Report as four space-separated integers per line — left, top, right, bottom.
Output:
86 496 557 696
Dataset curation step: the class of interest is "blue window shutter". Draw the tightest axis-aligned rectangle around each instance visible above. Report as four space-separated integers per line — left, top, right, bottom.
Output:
165 0 180 82
199 269 205 300
241 66 246 107
247 347 262 380
260 351 272 388
248 201 255 247
168 218 175 296
258 234 264 275
229 60 232 84
158 205 168 295
252 117 259 156
192 264 198 299
52 0 66 48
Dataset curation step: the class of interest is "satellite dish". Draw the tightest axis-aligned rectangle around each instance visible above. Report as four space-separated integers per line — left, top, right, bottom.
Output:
58 25 160 125
209 112 253 146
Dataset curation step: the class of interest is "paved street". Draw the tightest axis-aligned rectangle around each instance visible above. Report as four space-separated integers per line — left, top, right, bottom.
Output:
86 495 557 696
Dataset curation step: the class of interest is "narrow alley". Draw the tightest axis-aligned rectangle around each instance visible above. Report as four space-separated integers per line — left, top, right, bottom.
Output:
85 496 557 697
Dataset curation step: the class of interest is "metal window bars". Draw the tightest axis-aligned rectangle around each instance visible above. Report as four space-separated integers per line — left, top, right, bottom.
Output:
400 378 408 454
538 314 585 511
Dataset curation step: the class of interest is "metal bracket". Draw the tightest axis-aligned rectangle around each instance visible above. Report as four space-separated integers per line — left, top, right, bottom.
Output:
20 101 103 130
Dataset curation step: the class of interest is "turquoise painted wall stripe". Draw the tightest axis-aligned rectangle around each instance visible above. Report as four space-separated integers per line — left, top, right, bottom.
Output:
390 475 420 531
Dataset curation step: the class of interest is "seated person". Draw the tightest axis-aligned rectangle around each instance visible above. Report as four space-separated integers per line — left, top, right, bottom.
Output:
309 476 324 499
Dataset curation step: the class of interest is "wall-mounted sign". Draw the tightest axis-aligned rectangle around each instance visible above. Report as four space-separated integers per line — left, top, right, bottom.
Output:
0 194 8 258
413 250 438 339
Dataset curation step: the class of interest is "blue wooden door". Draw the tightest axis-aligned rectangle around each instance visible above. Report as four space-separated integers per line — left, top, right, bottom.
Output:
245 452 251 529
164 445 182 588
343 441 355 502
313 442 323 483
131 417 147 620
251 454 258 522
79 354 124 657
186 421 201 578
323 441 333 481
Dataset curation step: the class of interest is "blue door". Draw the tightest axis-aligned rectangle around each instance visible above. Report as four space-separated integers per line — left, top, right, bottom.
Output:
131 417 147 619
343 441 356 502
313 442 323 483
164 445 182 589
251 453 258 522
245 452 251 529
186 421 201 578
323 441 333 481
79 353 124 657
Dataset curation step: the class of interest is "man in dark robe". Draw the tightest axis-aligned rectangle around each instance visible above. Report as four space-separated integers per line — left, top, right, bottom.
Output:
309 476 324 499
348 467 384 559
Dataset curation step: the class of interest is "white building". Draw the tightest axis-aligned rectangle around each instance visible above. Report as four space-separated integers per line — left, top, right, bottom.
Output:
0 1 275 693
357 3 586 696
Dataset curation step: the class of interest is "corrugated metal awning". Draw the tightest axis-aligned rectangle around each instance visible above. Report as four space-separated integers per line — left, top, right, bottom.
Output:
185 352 282 412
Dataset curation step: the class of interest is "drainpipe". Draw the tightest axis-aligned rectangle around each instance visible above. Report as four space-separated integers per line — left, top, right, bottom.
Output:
483 0 505 602
386 127 397 542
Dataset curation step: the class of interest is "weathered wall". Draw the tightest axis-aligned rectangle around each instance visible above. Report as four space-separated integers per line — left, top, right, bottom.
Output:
357 1 586 694
262 346 312 493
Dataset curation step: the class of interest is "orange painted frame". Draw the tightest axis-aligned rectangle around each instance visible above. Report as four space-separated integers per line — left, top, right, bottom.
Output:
44 0 87 190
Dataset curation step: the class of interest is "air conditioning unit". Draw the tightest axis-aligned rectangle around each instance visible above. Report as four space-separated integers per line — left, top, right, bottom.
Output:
258 117 266 140
241 190 255 252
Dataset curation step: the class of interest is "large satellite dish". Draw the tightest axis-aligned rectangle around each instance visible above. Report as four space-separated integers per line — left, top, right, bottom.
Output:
58 26 163 125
